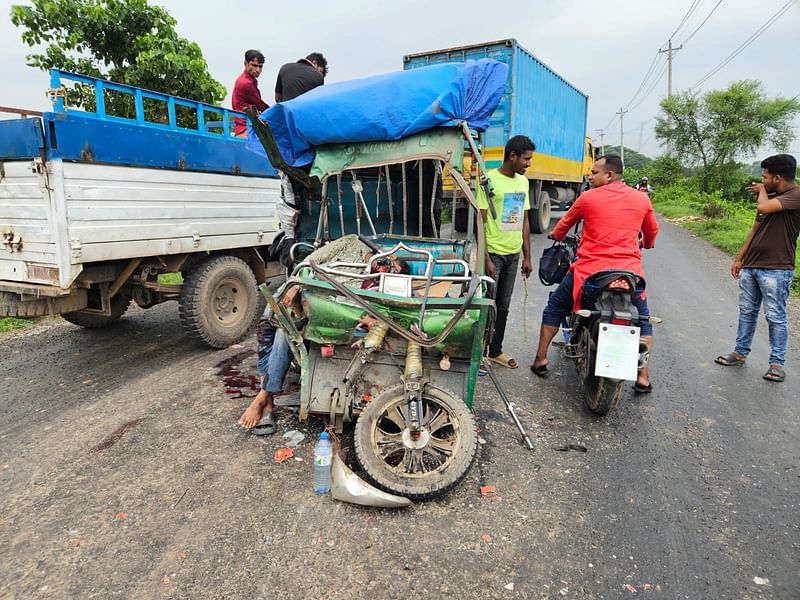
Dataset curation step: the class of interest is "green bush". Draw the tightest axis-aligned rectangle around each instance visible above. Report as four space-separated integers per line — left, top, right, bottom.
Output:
646 155 685 188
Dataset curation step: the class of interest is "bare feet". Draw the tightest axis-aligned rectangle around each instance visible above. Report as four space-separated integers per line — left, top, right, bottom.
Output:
238 390 273 429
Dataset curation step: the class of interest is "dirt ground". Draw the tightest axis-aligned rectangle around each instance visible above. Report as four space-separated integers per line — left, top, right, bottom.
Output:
2 220 798 599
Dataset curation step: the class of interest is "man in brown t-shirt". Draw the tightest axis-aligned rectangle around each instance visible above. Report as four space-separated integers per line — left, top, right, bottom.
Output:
716 154 800 382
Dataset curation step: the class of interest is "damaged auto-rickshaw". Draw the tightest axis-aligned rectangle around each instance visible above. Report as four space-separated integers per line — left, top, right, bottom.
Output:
247 59 511 500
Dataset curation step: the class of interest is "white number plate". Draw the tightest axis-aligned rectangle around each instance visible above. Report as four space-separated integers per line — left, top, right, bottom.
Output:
595 323 640 381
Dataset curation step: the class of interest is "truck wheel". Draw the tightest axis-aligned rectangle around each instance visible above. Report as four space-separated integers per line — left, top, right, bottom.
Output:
354 383 478 500
530 191 551 234
62 292 131 328
0 289 88 318
179 255 259 349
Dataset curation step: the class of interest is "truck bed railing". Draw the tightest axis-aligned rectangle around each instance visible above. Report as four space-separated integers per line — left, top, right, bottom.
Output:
48 69 246 139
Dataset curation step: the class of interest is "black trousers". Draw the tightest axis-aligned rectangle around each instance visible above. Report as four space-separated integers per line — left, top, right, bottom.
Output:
488 252 519 356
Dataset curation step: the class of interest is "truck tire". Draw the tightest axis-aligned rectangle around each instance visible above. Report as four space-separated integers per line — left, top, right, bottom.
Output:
0 289 88 318
62 293 131 328
530 190 551 234
179 255 259 349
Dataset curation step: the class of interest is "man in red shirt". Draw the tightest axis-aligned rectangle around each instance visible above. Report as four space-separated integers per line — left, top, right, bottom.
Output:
531 154 659 392
232 49 269 137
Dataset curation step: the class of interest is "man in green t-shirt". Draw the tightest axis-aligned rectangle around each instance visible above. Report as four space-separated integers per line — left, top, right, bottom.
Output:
477 135 535 368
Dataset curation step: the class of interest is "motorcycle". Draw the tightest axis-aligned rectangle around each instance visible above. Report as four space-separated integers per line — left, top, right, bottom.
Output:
564 269 659 415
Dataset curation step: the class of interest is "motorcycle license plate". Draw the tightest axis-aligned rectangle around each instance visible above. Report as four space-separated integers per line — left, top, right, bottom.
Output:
595 323 640 381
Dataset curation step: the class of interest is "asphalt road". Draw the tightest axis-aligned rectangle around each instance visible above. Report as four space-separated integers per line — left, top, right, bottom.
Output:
1 216 798 599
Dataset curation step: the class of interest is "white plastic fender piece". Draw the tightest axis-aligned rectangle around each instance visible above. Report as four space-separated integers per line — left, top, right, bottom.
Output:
331 453 412 508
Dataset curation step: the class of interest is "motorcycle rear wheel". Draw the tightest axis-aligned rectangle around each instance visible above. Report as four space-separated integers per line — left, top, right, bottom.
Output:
354 383 477 500
583 328 624 415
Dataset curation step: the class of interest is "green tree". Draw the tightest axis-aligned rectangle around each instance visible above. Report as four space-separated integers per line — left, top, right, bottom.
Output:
655 80 800 193
601 146 652 170
10 0 226 116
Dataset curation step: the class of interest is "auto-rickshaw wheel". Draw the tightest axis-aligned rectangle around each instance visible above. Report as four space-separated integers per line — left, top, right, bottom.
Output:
354 383 477 500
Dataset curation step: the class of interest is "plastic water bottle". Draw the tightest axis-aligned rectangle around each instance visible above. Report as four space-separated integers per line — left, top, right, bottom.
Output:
313 432 333 493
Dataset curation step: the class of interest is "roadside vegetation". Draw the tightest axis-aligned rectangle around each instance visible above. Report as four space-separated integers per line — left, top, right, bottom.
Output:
0 317 33 332
626 80 800 296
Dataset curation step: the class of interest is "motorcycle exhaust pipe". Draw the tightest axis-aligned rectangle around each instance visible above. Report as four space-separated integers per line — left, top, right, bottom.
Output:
638 341 651 370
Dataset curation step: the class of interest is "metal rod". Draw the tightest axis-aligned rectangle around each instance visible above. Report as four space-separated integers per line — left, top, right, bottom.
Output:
375 168 382 218
351 173 377 237
430 161 441 238
485 364 535 451
336 174 345 237
315 179 328 245
451 185 457 238
401 162 408 236
418 161 423 237
385 165 394 235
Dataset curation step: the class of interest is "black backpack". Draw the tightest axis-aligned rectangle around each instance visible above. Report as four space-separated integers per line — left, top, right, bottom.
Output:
538 240 572 286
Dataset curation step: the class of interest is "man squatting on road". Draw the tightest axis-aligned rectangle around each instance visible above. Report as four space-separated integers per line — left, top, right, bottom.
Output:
715 154 800 383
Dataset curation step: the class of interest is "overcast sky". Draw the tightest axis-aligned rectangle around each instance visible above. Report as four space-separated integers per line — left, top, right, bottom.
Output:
1 0 798 159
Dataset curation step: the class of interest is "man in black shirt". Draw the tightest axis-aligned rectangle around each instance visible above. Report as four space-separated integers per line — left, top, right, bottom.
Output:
275 52 328 102
272 52 328 259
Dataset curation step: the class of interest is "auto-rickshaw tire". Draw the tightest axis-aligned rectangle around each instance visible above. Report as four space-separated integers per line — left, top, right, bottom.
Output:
354 383 477 500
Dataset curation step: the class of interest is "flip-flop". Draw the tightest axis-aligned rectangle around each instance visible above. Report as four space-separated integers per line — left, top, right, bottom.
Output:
251 412 277 436
715 352 746 366
633 382 653 394
530 363 549 378
488 353 519 369
763 366 785 383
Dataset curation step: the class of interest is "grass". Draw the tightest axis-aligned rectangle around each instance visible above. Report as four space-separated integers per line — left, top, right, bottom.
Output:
158 273 183 284
652 186 800 295
0 317 34 332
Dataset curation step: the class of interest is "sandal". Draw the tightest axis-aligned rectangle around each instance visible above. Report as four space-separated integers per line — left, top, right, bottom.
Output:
530 363 549 378
763 366 785 383
633 382 653 394
715 352 746 366
251 412 277 436
488 352 519 369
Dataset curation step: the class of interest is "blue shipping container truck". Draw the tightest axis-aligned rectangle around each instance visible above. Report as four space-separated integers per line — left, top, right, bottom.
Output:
404 39 595 233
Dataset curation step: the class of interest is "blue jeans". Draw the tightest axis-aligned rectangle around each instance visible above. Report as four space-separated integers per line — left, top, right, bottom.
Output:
734 268 794 366
256 310 293 394
541 272 653 336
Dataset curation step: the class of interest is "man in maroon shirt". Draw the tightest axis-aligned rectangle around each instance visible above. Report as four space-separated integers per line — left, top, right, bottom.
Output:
232 49 269 137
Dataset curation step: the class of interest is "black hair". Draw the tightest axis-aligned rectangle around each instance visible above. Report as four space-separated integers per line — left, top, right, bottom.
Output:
761 154 797 181
244 49 265 64
598 154 624 175
306 52 328 77
504 135 536 161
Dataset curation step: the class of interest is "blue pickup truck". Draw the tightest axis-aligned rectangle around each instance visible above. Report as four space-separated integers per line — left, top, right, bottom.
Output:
0 70 281 347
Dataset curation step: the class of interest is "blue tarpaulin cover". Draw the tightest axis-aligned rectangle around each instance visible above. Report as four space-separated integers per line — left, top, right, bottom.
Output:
247 59 508 167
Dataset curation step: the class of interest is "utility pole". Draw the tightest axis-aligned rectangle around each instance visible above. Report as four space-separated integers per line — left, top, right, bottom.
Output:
616 107 627 166
659 39 682 153
594 129 605 156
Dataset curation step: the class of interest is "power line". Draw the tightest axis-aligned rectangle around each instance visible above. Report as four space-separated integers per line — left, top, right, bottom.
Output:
669 0 705 41
622 53 666 110
681 0 725 45
627 62 669 114
692 0 797 88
